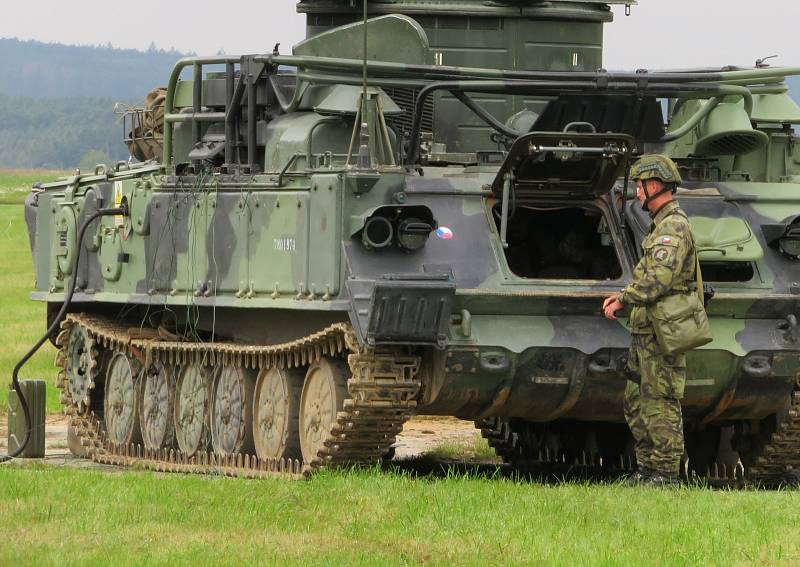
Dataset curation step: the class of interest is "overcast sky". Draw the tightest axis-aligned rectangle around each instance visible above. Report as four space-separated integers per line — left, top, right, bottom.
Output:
1 1 798 70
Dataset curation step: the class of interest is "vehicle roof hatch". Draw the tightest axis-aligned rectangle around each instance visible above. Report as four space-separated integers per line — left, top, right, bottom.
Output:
491 132 634 199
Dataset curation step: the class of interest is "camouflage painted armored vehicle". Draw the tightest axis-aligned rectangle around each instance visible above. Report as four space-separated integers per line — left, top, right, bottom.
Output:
23 0 800 484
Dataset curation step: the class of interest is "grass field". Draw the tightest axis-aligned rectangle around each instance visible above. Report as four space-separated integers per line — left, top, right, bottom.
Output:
1 465 799 566
0 202 60 414
0 169 70 205
0 170 74 414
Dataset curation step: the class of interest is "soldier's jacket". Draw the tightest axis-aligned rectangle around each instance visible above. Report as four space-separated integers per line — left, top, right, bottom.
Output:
619 200 697 336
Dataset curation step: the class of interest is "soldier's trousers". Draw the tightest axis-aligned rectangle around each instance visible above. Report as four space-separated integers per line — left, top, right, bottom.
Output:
624 333 686 475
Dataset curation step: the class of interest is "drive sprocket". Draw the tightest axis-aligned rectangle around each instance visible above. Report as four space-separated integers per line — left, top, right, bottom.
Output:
56 321 100 414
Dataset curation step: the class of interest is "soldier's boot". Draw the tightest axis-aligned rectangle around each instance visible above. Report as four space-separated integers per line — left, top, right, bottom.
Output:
625 468 654 486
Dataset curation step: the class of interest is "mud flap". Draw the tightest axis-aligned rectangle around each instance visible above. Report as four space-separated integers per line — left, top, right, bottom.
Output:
347 274 455 348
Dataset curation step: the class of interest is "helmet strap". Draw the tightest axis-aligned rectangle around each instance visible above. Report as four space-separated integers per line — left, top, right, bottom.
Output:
641 180 671 213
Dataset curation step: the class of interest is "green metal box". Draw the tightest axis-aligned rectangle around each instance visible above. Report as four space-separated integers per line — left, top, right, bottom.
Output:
7 380 46 458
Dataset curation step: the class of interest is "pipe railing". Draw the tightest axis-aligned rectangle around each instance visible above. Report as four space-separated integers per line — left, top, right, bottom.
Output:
264 54 800 85
160 51 800 168
162 56 241 167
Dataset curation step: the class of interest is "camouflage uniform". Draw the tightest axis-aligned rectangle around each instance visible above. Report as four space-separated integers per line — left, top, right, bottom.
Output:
619 198 696 476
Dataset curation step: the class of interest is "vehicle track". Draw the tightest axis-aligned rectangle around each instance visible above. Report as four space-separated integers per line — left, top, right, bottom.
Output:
56 313 421 479
478 381 800 488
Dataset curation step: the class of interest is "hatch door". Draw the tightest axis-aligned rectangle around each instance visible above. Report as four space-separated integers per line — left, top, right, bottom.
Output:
491 132 634 200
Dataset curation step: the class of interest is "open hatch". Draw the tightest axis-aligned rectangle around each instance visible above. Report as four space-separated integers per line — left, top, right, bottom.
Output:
491 132 634 200
497 206 623 280
490 132 632 281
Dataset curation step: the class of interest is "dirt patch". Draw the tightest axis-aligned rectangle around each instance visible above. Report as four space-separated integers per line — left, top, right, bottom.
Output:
393 416 479 459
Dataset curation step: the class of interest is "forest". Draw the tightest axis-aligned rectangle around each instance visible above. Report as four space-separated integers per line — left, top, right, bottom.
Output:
0 38 183 168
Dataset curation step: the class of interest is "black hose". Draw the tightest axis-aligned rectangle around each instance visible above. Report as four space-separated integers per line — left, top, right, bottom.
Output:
450 91 522 140
0 203 128 464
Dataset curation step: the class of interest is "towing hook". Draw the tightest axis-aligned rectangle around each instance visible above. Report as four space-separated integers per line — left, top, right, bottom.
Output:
778 314 799 343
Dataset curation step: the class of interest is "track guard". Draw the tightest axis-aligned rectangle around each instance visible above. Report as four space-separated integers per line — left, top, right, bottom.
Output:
347 274 455 349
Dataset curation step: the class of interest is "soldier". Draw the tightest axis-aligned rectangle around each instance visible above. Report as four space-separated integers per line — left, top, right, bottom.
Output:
602 155 696 486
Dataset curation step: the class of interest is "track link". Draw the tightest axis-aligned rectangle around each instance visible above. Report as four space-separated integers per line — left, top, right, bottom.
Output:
479 384 800 487
476 418 635 476
747 378 800 485
56 314 420 479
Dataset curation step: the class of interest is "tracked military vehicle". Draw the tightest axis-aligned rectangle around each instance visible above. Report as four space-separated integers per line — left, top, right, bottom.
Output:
21 0 800 484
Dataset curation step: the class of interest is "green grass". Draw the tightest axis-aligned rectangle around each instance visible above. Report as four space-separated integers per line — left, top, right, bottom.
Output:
0 203 59 413
429 433 500 462
0 465 799 566
0 169 70 205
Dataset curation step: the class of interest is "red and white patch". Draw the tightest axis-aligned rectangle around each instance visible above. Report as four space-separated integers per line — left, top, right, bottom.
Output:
661 236 672 244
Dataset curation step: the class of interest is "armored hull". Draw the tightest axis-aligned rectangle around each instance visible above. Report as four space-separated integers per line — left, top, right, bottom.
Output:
25 1 800 483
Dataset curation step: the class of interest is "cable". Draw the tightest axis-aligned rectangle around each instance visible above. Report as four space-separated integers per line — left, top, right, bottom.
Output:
1 203 128 464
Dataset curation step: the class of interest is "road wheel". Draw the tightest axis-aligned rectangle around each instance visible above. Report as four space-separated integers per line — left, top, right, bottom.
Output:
103 352 142 446
174 363 212 457
299 358 349 464
211 366 256 456
253 366 303 461
139 361 176 451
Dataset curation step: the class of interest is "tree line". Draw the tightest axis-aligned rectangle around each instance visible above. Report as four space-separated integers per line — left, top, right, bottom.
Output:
0 38 183 169
0 38 181 99
0 93 129 169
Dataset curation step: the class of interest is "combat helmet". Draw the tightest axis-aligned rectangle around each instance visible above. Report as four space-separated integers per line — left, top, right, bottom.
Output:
630 154 682 185
629 154 682 211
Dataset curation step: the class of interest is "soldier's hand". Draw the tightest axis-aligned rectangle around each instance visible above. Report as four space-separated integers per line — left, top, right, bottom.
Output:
602 292 621 310
603 294 623 321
